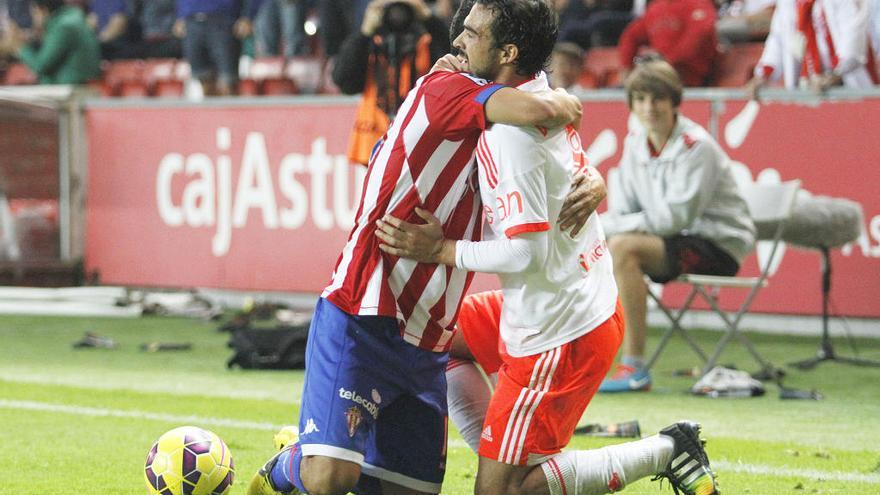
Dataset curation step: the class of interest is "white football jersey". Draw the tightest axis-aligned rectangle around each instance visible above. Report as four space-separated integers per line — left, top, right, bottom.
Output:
475 73 618 357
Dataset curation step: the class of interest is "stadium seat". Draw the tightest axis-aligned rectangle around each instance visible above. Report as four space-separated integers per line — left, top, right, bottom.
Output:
174 60 192 81
118 80 150 97
645 180 801 378
318 57 341 95
603 69 622 88
248 56 286 80
262 78 298 95
584 47 622 88
86 79 115 97
239 56 297 95
238 78 260 96
144 58 183 98
713 42 765 88
152 79 184 98
2 63 38 85
286 56 322 94
104 59 146 97
145 58 177 79
577 68 601 89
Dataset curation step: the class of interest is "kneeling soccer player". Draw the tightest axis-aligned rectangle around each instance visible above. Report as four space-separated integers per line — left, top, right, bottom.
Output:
376 1 721 493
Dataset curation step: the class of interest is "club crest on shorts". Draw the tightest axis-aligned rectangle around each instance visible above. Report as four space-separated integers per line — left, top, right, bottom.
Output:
345 406 363 437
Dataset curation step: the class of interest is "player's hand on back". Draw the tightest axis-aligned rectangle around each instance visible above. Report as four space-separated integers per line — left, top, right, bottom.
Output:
560 88 584 130
376 208 447 263
558 166 606 237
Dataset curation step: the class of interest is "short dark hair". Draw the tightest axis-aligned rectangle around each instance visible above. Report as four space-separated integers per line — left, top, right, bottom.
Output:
624 60 683 108
475 0 558 77
449 0 476 49
33 0 65 12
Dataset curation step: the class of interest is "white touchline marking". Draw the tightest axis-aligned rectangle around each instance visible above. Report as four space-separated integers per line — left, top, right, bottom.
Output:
4 398 879 485
0 372 302 404
712 459 880 484
0 399 293 433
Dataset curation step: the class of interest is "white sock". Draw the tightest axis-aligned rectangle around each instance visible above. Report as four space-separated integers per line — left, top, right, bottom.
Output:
446 359 494 452
542 435 674 495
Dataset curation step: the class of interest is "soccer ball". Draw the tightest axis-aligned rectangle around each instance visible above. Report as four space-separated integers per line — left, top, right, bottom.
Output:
144 426 235 495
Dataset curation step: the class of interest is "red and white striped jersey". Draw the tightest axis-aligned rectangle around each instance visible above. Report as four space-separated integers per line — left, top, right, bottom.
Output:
322 70 503 352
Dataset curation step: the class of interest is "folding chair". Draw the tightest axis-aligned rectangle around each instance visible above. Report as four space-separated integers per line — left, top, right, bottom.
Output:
645 179 801 377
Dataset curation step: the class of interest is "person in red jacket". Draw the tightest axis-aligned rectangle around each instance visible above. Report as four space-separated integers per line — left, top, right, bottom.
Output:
617 0 718 86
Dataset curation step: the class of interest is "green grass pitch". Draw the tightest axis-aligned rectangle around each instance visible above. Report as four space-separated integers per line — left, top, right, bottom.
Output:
1 313 879 494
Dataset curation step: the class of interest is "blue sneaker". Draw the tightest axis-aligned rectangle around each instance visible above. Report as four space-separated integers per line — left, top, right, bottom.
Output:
599 363 652 392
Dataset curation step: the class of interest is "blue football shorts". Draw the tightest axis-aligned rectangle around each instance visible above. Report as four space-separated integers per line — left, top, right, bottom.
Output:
297 298 449 494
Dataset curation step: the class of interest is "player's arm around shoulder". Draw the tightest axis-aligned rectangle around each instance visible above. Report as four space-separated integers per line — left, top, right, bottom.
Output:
485 87 582 128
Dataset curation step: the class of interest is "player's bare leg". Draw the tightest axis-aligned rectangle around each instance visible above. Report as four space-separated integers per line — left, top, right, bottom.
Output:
300 456 360 495
475 457 550 495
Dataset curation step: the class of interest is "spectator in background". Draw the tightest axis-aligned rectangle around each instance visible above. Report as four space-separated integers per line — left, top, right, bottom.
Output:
87 0 134 59
174 0 258 96
130 0 181 58
0 0 100 83
548 41 591 91
1 0 33 38
432 0 458 24
599 60 755 393
333 0 448 165
319 0 370 56
65 0 89 10
557 0 634 50
715 0 776 44
871 0 880 67
617 0 718 86
746 0 877 97
252 0 308 57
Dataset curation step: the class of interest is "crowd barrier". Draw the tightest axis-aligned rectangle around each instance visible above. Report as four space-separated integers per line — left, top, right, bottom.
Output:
72 88 880 319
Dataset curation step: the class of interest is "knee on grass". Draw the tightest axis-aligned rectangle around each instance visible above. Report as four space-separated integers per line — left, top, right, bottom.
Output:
301 456 360 495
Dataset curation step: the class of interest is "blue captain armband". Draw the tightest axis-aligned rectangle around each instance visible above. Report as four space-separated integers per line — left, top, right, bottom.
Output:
474 84 504 104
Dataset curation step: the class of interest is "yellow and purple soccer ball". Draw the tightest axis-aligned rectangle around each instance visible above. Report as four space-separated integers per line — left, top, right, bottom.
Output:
144 426 234 495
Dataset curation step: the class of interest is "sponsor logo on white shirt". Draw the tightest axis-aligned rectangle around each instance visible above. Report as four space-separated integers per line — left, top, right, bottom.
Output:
579 239 608 275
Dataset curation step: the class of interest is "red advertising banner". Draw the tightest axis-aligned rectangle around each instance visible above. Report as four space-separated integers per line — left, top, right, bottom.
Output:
714 99 880 318
85 97 880 317
86 104 364 293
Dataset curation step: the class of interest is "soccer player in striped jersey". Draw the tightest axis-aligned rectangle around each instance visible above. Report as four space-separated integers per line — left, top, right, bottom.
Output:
245 2 591 495
375 1 720 494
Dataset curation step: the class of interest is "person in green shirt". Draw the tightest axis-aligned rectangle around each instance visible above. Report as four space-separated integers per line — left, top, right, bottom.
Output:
0 0 101 84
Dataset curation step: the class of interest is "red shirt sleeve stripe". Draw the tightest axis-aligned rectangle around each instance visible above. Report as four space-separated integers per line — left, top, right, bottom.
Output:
505 222 551 238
